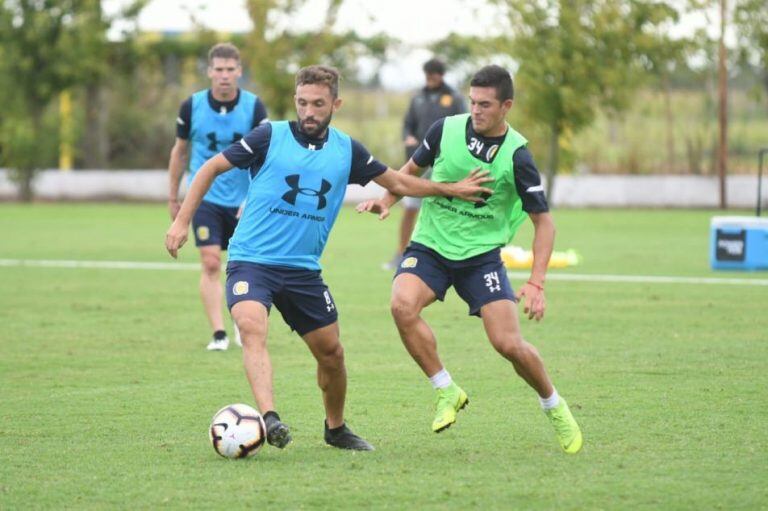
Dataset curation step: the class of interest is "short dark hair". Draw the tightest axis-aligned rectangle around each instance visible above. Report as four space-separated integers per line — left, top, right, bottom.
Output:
423 58 446 76
208 43 240 64
470 65 514 101
295 65 340 98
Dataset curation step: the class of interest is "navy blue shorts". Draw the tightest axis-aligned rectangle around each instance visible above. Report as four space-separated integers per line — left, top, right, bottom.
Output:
192 200 240 250
226 261 338 336
395 242 516 317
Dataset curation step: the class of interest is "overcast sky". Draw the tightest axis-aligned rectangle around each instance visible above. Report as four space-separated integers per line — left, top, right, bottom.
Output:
104 0 509 89
108 0 503 41
103 0 728 90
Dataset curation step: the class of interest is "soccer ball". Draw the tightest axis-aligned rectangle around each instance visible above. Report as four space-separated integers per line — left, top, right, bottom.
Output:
209 403 266 459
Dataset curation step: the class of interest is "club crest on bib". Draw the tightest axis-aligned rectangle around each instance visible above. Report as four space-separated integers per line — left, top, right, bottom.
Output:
232 281 249 296
401 257 418 269
197 226 210 241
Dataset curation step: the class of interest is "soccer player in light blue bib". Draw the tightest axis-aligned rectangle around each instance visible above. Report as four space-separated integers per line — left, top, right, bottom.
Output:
166 65 493 451
168 43 268 352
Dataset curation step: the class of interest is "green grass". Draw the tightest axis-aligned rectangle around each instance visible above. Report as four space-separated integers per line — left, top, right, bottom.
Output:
1 204 767 509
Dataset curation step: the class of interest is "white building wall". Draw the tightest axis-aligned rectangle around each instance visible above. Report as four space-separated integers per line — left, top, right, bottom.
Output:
0 170 765 209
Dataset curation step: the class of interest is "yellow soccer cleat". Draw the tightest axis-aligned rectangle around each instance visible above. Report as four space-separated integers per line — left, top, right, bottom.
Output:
432 383 469 433
545 398 583 454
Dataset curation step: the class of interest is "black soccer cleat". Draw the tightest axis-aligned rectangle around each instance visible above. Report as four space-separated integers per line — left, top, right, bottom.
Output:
263 411 292 449
324 421 374 451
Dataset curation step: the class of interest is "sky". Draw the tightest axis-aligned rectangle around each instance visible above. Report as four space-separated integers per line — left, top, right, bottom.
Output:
103 0 729 90
108 0 503 43
104 0 506 90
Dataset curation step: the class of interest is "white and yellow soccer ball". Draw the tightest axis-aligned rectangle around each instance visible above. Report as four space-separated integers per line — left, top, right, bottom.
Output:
209 404 266 459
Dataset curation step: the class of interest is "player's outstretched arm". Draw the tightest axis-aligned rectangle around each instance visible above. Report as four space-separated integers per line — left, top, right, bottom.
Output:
517 212 555 321
356 159 422 219
361 164 493 219
165 153 233 258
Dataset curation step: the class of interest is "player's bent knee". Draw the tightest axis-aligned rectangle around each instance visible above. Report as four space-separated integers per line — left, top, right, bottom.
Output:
235 317 267 347
493 335 527 360
390 295 420 323
201 256 221 276
317 342 344 369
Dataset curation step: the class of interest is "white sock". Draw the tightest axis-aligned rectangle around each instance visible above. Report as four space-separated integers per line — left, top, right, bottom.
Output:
539 389 560 410
429 368 453 389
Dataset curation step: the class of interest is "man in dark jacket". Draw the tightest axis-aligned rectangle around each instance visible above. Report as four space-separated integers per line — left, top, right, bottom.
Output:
385 58 466 270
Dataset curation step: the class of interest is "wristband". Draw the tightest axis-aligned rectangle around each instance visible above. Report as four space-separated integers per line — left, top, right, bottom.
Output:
526 280 544 291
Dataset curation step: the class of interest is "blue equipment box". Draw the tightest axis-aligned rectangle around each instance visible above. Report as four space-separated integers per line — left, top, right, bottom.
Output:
710 216 768 271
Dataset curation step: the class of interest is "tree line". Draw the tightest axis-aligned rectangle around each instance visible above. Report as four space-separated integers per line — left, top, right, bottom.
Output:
0 0 766 202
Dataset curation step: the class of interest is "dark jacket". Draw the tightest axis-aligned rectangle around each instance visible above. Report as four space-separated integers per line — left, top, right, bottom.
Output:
403 83 466 148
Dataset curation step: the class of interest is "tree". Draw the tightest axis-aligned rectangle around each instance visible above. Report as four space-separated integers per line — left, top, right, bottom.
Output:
688 0 735 208
717 0 728 209
244 0 391 119
0 0 143 200
733 0 768 97
631 13 692 173
499 0 679 198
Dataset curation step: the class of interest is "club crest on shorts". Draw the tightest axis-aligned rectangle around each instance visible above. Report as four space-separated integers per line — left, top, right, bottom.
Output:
401 257 418 268
197 226 210 241
232 281 249 296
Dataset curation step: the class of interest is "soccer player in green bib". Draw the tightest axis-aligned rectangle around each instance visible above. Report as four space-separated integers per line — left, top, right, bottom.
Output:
358 65 582 454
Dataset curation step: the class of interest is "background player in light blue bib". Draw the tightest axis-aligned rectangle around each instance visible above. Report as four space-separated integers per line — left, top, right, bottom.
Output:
167 43 268 352
165 65 492 452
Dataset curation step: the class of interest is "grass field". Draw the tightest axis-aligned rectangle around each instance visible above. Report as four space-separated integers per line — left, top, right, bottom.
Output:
1 204 767 510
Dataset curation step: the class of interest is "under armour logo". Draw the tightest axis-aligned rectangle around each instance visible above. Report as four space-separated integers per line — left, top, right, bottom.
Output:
323 290 335 312
281 174 332 210
206 132 243 152
445 190 490 208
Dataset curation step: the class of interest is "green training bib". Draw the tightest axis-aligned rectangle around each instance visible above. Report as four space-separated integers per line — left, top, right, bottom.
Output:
411 113 528 260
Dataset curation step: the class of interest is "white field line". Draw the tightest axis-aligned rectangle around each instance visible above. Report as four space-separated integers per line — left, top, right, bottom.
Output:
0 258 767 286
506 271 768 287
0 258 199 271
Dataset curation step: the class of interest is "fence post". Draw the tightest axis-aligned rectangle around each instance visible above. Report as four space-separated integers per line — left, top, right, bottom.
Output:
759 149 768 217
